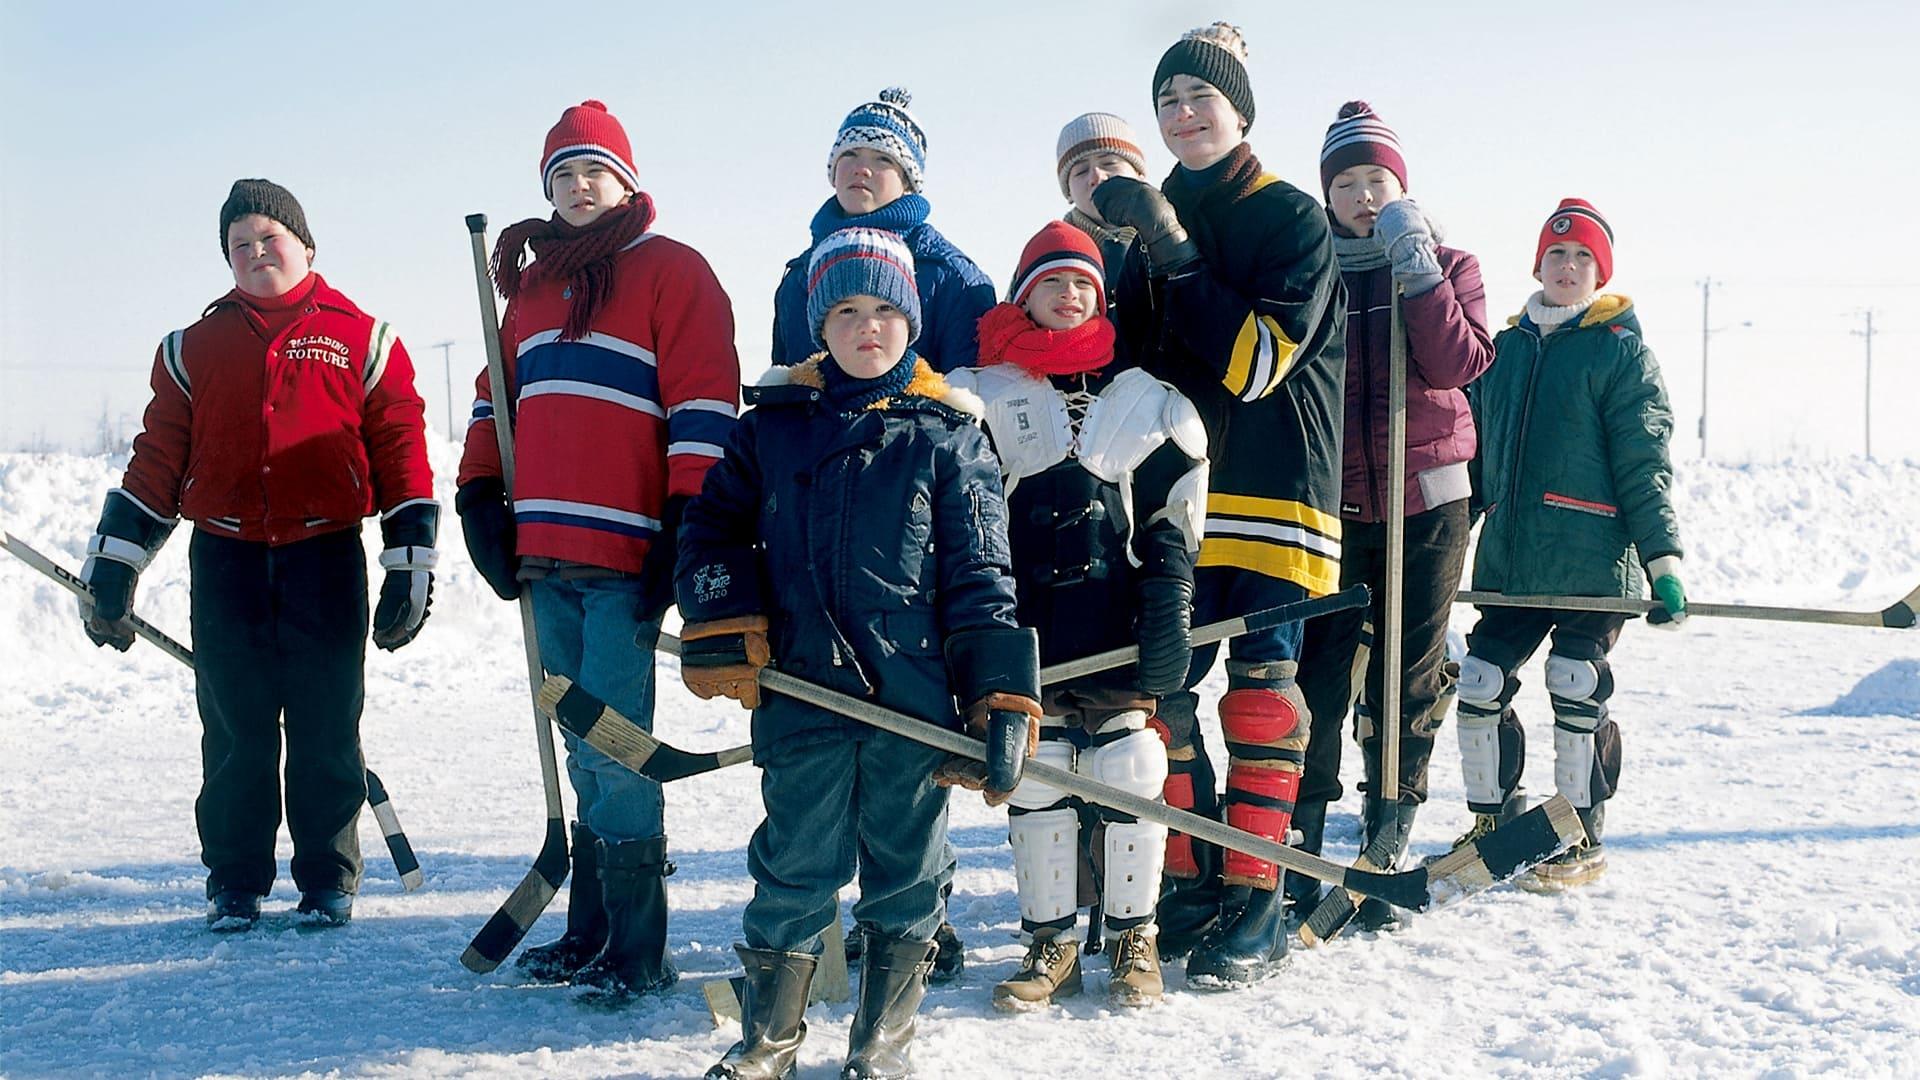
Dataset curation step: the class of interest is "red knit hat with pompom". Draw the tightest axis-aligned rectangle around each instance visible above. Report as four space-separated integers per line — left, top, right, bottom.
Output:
1010 221 1106 311
1319 100 1407 197
541 100 639 198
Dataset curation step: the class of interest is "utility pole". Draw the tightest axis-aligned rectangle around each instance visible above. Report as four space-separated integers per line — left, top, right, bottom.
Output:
434 340 456 437
1699 279 1714 459
1696 280 1749 460
1852 311 1876 461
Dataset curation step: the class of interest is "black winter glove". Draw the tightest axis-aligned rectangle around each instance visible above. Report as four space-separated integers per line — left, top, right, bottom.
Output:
1135 576 1195 697
81 559 138 651
1092 176 1199 276
79 489 175 651
638 496 687 623
372 500 439 651
455 478 519 601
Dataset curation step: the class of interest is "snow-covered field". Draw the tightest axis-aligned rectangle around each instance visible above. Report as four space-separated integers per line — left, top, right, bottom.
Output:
4 447 1918 1079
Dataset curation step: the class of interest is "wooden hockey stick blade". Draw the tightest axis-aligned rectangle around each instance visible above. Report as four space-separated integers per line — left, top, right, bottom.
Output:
364 768 423 892
704 975 748 1025
814 904 852 1004
567 665 1429 909
4 531 429 892
460 816 569 972
1036 584 1371 686
1457 584 1920 629
1300 795 1585 947
537 676 754 782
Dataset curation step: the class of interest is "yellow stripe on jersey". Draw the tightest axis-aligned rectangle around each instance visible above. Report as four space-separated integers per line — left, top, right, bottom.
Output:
1198 537 1339 597
1207 493 1342 541
1222 312 1299 402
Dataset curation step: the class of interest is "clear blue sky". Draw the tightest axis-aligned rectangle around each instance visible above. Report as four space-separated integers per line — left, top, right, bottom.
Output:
4 0 1917 461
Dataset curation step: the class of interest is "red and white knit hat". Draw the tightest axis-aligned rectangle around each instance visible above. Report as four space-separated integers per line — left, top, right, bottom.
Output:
541 100 640 198
1055 113 1148 199
1010 221 1106 310
1319 100 1407 197
1535 198 1615 285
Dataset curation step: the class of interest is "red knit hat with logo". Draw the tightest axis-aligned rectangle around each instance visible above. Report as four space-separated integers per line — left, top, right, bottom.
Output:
542 100 640 198
1535 198 1615 285
1010 221 1107 310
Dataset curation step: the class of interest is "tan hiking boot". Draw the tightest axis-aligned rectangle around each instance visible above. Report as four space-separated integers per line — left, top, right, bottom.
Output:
1450 812 1500 851
1106 925 1163 1008
1515 839 1607 892
991 928 1081 1012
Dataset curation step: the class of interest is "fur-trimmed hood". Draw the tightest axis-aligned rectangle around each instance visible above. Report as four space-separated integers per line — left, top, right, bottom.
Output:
757 354 984 419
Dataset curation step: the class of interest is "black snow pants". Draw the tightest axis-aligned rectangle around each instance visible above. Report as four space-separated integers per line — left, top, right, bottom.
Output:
190 527 368 898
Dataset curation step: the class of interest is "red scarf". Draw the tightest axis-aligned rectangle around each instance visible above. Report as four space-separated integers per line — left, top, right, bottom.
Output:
491 195 656 341
975 302 1115 377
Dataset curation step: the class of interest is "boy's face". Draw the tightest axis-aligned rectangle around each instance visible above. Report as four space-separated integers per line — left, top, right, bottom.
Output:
1155 74 1244 171
833 147 907 215
1067 153 1145 220
226 214 312 298
549 160 630 228
822 294 911 377
1536 241 1600 307
1022 271 1101 331
1327 165 1404 237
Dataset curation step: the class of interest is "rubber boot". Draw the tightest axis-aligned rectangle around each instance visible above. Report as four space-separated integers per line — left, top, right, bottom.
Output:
842 934 936 1080
1184 884 1288 989
706 945 817 1080
574 836 678 1002
1352 797 1419 932
517 822 609 982
1282 800 1328 931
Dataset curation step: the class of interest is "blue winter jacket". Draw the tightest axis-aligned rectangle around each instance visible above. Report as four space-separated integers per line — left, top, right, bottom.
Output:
676 355 1022 757
770 205 996 373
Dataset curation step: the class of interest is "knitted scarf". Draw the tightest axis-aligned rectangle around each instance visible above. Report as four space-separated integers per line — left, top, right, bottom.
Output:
491 195 656 341
1064 207 1136 249
975 302 1115 377
808 193 932 243
1163 142 1266 217
1330 229 1389 272
822 349 919 413
1525 290 1597 334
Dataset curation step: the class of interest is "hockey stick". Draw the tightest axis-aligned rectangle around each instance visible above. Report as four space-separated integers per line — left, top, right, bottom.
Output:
459 213 569 974
1455 584 1920 630
535 670 1584 911
1381 286 1409 801
1 530 424 891
1036 585 1371 686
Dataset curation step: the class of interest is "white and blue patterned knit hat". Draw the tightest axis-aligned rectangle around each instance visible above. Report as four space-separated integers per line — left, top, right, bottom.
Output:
826 88 928 192
806 228 923 347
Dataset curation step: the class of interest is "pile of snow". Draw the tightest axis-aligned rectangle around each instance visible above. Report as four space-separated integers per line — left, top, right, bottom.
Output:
3 450 1917 1078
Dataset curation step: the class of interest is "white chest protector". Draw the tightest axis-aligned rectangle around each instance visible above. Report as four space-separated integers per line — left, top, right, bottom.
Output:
946 365 1210 562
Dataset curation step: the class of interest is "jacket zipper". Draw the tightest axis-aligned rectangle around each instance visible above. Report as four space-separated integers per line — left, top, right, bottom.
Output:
1504 325 1548 576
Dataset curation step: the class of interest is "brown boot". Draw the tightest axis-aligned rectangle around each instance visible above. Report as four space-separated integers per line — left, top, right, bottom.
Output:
990 927 1081 1012
1105 925 1162 1008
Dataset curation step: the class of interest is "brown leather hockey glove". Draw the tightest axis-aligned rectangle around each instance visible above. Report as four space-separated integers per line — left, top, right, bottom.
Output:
932 692 1043 806
679 615 771 709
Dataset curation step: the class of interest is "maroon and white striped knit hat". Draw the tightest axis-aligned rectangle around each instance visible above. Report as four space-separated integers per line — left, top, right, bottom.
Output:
1318 100 1407 197
1535 198 1615 285
1055 113 1148 199
1010 221 1106 310
542 100 641 198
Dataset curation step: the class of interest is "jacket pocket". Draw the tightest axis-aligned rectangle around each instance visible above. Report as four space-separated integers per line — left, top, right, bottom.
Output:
1542 491 1617 518
880 610 943 659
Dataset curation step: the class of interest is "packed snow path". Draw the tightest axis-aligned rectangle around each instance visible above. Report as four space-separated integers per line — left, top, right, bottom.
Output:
4 449 1918 1078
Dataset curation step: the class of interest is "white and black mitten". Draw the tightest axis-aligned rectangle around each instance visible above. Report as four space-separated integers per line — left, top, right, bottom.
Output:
373 499 439 651
80 489 176 651
1373 198 1445 297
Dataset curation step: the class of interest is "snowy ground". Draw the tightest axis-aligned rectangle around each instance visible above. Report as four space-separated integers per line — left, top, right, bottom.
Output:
3 448 1918 1079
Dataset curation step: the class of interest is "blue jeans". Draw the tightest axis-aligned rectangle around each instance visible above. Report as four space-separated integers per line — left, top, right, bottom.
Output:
743 731 952 953
529 577 664 842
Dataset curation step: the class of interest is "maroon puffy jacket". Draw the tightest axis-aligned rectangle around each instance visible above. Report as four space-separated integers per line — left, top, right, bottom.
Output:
1337 246 1495 523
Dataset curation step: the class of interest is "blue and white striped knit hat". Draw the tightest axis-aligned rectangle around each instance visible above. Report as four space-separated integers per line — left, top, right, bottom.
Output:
826 88 928 192
806 228 923 347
